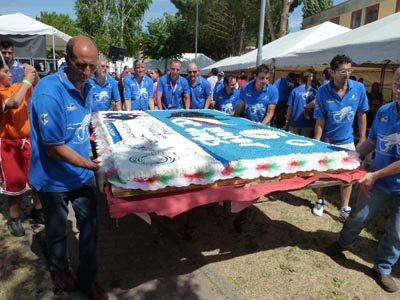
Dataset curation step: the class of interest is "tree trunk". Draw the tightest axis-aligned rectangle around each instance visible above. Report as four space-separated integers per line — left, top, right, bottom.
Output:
279 0 293 37
265 0 276 41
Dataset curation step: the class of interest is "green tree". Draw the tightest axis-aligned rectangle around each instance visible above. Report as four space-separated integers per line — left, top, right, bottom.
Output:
74 0 151 57
142 13 193 62
303 0 333 18
170 0 301 60
37 12 82 36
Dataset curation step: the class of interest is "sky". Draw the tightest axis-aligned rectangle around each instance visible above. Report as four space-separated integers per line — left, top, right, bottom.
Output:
2 0 347 32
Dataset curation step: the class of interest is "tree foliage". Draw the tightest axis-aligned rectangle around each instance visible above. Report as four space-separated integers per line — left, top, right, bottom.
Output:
142 14 193 60
170 0 301 60
37 12 83 37
303 0 333 18
74 0 151 57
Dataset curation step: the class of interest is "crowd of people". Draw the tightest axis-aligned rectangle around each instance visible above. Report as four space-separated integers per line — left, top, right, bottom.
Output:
0 34 399 299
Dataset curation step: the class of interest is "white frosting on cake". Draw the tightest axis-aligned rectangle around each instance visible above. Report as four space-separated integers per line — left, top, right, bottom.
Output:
93 110 360 191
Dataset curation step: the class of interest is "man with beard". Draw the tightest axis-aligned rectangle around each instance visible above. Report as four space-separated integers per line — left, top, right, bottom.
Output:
29 36 108 300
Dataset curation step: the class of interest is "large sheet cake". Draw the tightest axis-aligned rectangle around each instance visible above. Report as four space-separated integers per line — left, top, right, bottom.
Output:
94 110 360 191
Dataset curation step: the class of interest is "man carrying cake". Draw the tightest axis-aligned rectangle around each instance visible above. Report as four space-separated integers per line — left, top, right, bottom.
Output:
187 62 212 109
29 35 108 300
156 60 190 110
328 66 400 293
235 64 278 126
312 54 369 220
123 59 154 111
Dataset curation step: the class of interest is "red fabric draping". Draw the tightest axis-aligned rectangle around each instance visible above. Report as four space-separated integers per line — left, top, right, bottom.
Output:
105 169 366 219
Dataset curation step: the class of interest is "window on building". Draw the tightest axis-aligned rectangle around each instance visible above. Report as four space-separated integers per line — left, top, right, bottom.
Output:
365 4 379 24
397 0 400 12
330 16 340 24
351 10 362 28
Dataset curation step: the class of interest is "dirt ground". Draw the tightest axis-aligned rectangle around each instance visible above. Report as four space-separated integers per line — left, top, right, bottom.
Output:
1 186 399 300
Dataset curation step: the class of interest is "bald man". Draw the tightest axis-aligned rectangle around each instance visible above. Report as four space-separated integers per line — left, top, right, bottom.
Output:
29 36 108 300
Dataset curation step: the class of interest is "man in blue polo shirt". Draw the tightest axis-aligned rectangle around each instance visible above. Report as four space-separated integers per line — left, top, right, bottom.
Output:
156 60 190 110
88 59 121 159
272 72 295 128
124 59 154 111
214 75 240 114
329 67 400 293
29 36 108 300
284 69 317 138
187 62 211 109
312 54 369 220
236 64 278 125
89 59 121 112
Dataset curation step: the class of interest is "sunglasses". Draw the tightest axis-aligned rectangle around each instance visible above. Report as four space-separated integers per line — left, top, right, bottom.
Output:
100 65 109 68
188 70 198 74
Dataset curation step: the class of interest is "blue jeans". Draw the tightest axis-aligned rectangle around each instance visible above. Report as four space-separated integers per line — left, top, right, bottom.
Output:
39 177 98 285
338 188 400 275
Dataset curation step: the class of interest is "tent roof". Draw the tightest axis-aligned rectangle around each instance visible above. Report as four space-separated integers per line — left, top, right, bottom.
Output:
275 12 400 67
0 13 71 50
214 21 351 72
145 53 215 73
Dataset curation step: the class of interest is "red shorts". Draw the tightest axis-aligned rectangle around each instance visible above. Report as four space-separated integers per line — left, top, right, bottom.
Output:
0 138 31 195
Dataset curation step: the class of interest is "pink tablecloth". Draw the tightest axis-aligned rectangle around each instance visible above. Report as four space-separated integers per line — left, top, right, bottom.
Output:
105 169 366 219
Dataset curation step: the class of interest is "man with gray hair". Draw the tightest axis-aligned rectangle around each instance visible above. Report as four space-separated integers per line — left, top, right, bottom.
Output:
123 59 154 111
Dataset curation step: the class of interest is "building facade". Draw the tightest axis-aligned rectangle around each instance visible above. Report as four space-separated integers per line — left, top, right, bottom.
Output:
303 0 400 29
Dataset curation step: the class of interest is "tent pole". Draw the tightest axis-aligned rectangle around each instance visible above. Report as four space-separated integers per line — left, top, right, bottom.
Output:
52 35 56 71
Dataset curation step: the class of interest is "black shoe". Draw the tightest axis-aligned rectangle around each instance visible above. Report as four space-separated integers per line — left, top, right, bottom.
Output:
372 267 399 293
29 208 45 225
8 218 25 237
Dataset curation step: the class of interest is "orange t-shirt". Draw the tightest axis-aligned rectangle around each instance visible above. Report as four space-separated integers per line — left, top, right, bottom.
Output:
0 83 32 138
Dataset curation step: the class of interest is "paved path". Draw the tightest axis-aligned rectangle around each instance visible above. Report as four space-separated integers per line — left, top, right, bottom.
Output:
0 192 240 300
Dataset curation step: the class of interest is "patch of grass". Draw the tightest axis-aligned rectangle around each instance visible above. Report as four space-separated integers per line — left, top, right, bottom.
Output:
332 276 344 288
279 263 295 274
330 289 346 300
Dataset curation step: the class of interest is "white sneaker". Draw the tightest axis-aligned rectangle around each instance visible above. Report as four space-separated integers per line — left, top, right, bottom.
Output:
313 199 324 216
339 206 351 222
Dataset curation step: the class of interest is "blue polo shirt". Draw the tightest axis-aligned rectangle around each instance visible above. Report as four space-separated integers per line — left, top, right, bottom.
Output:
124 74 154 111
29 64 94 192
287 85 317 128
188 76 211 109
89 74 120 112
314 79 369 145
214 84 240 114
368 101 400 192
157 74 190 109
274 77 294 103
240 80 279 124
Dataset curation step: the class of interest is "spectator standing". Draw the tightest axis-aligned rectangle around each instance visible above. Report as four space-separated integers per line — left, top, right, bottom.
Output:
0 57 43 237
187 63 212 109
213 75 240 115
123 59 154 111
328 66 400 293
156 60 190 110
284 69 317 138
89 59 121 112
0 40 24 83
207 67 218 99
367 82 384 104
312 54 369 220
238 71 248 88
272 72 295 128
151 68 162 109
29 36 108 300
236 64 278 125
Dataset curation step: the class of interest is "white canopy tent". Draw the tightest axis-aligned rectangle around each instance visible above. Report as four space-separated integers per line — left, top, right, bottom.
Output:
274 12 400 67
0 13 71 74
202 56 239 74
207 21 351 72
